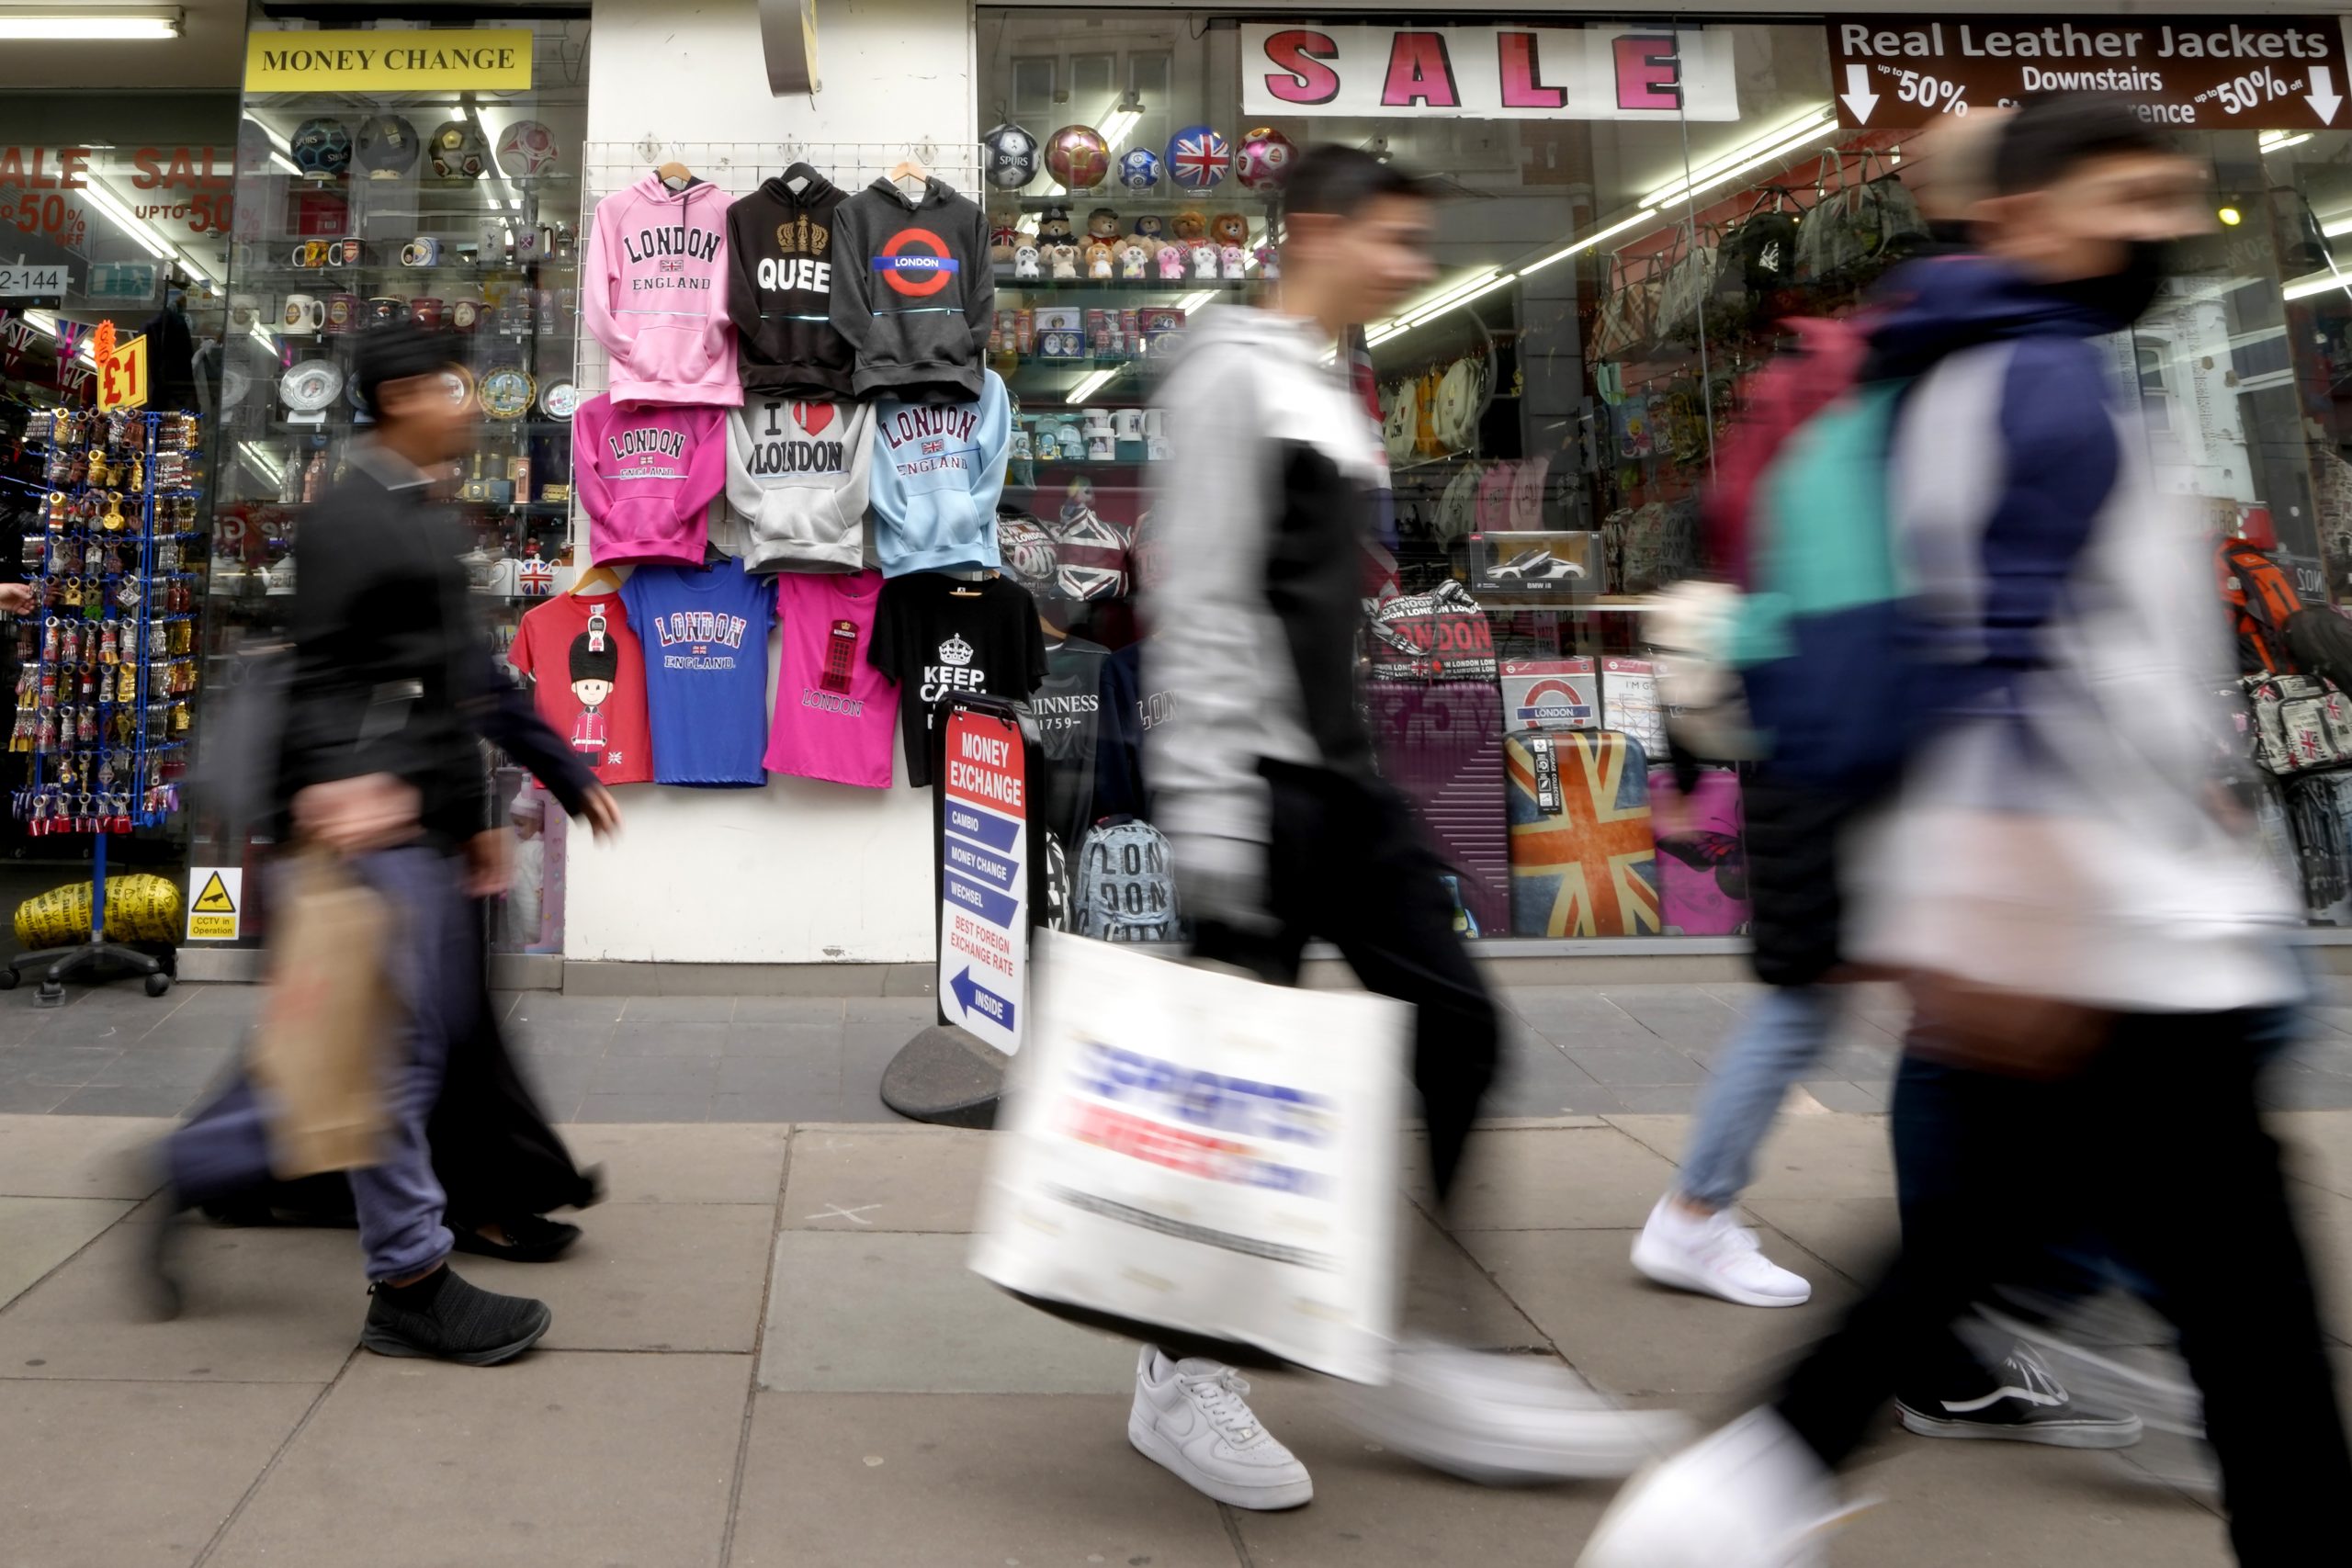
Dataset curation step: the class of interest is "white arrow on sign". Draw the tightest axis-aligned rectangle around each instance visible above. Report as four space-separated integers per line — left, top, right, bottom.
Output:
1840 63 1880 124
2309 65 2343 125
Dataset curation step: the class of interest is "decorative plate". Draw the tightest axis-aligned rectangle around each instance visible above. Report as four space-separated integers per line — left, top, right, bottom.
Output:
220 365 251 410
479 365 533 422
443 364 478 412
279 358 345 413
539 378 578 420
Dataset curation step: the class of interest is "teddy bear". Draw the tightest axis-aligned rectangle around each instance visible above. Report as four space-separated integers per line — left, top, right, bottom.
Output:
1131 212 1167 245
1171 209 1208 246
1086 207 1122 243
1013 243 1042 280
989 223 1021 265
1209 212 1250 249
1046 240 1081 279
1253 243 1281 280
1191 242 1220 280
1156 242 1187 280
1220 243 1249 280
1115 238 1149 279
1036 206 1074 246
1085 239 1114 280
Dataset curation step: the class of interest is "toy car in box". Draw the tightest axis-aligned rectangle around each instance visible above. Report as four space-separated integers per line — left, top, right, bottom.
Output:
1468 531 1606 597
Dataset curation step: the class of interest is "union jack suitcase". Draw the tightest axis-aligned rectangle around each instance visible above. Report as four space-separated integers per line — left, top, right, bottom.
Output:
2248 672 2352 775
1506 728 1660 936
1647 765 1749 936
1369 683 1509 935
2286 770 2352 924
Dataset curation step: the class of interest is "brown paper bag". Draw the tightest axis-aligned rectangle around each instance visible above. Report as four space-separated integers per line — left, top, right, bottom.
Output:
247 852 400 1178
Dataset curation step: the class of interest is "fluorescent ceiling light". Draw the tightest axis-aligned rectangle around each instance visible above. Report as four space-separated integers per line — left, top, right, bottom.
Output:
79 182 172 262
2262 131 2312 153
1065 367 1118 404
2322 213 2352 239
0 8 179 39
2283 268 2352 302
1644 106 1838 209
1519 209 1663 277
1171 289 1216 312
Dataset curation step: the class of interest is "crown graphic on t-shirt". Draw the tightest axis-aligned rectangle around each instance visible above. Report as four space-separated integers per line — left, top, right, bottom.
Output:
938 633 974 668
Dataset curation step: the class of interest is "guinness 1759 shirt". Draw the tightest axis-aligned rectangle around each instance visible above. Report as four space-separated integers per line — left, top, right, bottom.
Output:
869 571 1047 788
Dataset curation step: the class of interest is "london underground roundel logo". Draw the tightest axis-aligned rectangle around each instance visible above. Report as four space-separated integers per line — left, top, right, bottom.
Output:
875 227 958 297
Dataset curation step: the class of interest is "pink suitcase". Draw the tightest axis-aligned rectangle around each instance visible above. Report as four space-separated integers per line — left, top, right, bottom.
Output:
1369 683 1510 935
1646 765 1750 936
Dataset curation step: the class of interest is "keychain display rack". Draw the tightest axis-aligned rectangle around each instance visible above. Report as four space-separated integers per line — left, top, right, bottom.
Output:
6 405 202 1002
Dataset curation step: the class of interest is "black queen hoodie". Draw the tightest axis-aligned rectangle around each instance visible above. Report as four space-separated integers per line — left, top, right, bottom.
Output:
726 169 856 400
828 175 993 404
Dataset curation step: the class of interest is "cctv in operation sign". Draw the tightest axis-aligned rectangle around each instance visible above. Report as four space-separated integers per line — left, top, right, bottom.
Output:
1826 15 2351 130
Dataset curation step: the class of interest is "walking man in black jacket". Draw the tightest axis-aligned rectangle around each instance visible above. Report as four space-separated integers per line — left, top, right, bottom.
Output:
154 324 620 1364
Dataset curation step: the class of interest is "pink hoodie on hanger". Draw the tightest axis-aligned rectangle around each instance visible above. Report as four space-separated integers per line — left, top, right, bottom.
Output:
582 174 741 407
575 394 729 567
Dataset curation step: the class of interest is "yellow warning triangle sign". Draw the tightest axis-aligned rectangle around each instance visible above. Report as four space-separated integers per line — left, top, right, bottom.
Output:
192 873 236 913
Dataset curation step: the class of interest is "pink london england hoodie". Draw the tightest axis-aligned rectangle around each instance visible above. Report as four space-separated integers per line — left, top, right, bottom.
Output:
582 175 741 407
575 394 729 568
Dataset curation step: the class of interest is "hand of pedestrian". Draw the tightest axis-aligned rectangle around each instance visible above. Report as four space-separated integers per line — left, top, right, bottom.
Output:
294 773 421 854
0 582 32 615
464 828 514 898
580 785 623 843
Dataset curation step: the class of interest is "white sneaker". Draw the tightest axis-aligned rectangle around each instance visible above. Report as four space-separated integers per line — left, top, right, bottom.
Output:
1127 1345 1313 1510
1633 1196 1812 1308
1347 1337 1692 1483
1579 1408 1858 1568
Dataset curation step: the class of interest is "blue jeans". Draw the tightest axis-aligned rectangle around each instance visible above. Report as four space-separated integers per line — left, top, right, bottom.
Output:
168 846 472 1281
1675 984 1838 1210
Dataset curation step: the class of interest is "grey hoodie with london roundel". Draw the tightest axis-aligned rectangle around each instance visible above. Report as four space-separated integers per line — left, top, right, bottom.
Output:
828 175 994 403
724 394 876 574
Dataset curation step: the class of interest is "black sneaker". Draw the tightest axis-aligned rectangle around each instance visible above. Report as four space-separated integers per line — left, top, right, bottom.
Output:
1897 1347 2143 1449
360 1266 551 1366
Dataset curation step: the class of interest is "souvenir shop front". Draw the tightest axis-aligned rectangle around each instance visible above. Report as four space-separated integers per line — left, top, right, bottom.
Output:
169 4 2352 981
0 88 238 974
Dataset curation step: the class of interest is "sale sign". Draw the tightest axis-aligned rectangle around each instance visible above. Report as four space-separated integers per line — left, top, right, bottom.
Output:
940 702 1029 1055
1242 23 1739 120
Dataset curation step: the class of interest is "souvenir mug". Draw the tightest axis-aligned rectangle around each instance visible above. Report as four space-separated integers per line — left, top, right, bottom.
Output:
448 296 486 333
401 237 441 267
323 293 363 334
323 237 366 266
408 297 445 330
288 240 330 268
227 294 261 333
1114 409 1145 441
366 296 405 328
279 293 326 335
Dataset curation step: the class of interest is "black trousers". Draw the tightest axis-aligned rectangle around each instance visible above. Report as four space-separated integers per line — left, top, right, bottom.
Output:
1775 1010 2350 1566
1194 761 1502 1210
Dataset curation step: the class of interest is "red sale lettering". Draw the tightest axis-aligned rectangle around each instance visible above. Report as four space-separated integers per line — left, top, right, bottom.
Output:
1613 33 1682 110
0 146 91 189
1381 30 1461 107
1261 28 1342 105
1498 31 1569 108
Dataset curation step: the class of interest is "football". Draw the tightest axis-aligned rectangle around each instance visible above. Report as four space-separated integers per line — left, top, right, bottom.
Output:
1234 127 1298 191
290 118 352 177
356 115 420 175
1045 124 1110 191
982 122 1040 190
1165 125 1229 192
428 120 488 181
495 118 561 179
1115 147 1161 192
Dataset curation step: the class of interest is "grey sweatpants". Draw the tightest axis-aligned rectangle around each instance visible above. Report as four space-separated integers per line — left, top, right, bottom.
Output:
168 845 474 1281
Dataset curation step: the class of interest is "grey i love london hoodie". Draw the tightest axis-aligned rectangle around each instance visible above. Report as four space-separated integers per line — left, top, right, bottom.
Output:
827 175 994 403
724 394 876 573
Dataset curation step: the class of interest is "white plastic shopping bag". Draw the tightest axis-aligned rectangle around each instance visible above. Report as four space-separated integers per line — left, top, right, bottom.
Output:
970 930 1409 1383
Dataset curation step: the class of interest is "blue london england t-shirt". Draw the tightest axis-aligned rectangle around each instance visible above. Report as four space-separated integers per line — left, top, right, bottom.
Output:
620 557 778 787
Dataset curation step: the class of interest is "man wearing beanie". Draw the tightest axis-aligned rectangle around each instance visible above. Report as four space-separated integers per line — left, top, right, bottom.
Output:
152 323 621 1363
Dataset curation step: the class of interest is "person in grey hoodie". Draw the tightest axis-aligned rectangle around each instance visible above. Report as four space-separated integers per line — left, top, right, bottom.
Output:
828 174 993 402
723 393 875 573
1125 145 1683 1517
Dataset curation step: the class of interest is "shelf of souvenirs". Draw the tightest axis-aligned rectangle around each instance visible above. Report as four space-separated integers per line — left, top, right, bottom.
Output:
235 260 579 288
992 271 1257 292
1009 193 1274 214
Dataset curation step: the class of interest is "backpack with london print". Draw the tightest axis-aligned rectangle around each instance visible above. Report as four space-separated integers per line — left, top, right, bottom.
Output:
1072 818 1180 942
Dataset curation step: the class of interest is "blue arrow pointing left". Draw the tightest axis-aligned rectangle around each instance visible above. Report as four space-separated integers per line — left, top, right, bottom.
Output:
949 965 1016 1031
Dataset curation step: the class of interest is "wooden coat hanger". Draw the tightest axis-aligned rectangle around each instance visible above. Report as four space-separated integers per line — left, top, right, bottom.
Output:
657 156 695 192
571 564 623 597
885 149 931 201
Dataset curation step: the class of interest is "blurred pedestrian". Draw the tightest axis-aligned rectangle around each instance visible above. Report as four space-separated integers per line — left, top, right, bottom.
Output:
1127 144 1683 1512
148 323 621 1364
1584 95 2348 1567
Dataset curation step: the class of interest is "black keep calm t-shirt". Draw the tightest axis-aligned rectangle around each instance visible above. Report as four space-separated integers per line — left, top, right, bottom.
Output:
870 572 1048 786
